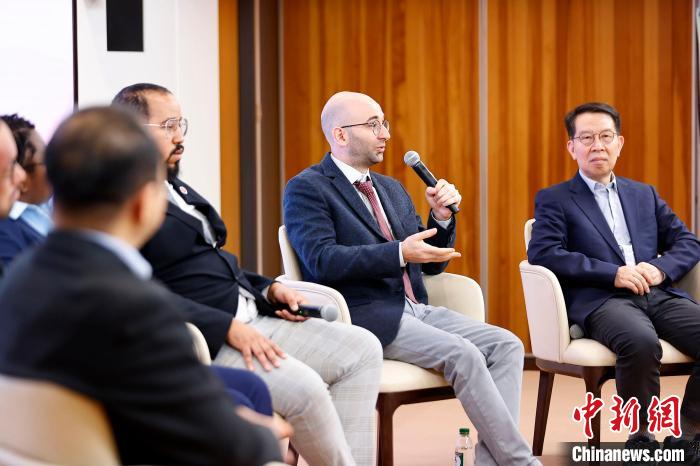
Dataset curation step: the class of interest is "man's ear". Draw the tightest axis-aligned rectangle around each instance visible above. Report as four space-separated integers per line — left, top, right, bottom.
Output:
566 140 576 159
333 127 348 146
129 184 149 224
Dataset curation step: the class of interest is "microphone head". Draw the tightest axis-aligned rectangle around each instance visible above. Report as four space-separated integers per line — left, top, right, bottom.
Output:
320 304 339 322
403 150 421 167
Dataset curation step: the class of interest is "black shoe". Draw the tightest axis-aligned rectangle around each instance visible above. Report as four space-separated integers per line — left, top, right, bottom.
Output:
624 435 661 466
659 434 700 466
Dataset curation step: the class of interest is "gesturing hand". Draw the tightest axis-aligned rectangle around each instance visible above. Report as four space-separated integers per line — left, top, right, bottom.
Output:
614 265 650 295
401 228 461 264
226 319 286 371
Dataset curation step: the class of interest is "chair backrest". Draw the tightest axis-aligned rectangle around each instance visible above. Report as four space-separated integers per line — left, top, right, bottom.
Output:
524 218 535 251
278 226 303 280
0 375 118 466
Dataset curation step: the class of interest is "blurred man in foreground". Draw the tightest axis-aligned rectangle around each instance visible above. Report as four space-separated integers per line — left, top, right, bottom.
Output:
0 107 281 465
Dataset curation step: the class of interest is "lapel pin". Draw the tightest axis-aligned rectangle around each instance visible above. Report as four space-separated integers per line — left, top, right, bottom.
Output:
179 186 188 195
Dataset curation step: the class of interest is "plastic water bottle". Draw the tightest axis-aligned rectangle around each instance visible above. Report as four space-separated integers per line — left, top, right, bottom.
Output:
454 427 474 466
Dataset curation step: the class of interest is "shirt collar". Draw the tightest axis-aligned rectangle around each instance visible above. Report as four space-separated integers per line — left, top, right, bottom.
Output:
78 229 153 280
330 153 372 184
579 169 617 194
9 201 28 220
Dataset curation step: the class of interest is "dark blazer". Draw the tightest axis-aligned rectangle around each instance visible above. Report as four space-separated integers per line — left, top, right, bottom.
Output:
283 153 455 346
0 231 280 466
141 177 277 358
528 172 700 331
0 216 43 266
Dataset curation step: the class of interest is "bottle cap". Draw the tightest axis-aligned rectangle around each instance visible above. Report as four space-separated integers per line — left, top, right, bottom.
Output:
459 427 470 435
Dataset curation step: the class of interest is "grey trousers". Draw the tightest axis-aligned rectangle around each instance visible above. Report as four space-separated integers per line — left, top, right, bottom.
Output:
214 316 383 466
383 301 541 466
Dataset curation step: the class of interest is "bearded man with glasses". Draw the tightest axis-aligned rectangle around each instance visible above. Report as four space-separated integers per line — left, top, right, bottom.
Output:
528 102 700 461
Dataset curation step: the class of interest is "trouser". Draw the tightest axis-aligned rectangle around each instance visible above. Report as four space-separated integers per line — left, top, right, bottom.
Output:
383 300 541 466
586 287 700 423
214 316 383 466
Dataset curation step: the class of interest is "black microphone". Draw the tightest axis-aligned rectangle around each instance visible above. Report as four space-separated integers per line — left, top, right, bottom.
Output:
275 303 339 322
403 150 459 214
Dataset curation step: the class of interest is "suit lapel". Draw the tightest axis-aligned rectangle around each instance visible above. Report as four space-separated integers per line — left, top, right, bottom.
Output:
168 178 227 247
569 174 625 263
615 177 641 254
373 177 407 240
321 155 387 241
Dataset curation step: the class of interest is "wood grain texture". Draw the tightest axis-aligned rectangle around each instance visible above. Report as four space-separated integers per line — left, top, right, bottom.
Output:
282 0 481 279
487 0 693 346
219 0 241 255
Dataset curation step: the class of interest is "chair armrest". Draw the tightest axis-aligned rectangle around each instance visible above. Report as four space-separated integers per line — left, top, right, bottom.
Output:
519 261 570 363
275 277 352 324
675 262 700 301
186 322 212 365
423 272 485 322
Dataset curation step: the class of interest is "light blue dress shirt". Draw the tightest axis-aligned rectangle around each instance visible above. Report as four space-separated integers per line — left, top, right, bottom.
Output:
79 229 153 280
9 200 53 237
579 170 636 266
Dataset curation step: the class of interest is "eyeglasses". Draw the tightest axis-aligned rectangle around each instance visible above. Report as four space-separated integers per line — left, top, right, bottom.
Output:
144 117 189 138
340 119 390 137
572 130 618 146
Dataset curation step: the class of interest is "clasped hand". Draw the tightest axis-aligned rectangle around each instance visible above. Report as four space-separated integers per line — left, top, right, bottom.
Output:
614 262 664 295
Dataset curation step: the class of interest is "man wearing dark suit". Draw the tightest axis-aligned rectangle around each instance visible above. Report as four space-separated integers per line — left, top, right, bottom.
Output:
0 119 26 278
0 107 282 465
113 83 383 466
0 114 51 267
284 91 540 466
528 102 700 456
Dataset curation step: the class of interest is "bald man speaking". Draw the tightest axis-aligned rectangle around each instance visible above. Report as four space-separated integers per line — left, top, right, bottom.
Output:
284 92 541 466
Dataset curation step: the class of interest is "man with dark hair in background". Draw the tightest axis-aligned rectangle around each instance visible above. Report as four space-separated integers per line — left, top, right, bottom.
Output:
529 102 700 460
0 107 282 465
113 83 384 466
0 119 26 277
0 114 53 266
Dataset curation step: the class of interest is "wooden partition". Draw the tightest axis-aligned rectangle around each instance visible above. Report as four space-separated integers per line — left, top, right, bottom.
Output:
248 0 696 347
282 0 481 279
487 0 693 345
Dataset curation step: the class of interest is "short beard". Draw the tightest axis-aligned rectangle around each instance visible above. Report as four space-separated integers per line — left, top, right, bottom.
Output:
166 144 184 180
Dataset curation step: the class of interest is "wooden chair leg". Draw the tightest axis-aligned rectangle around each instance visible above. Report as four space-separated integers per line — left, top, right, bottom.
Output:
582 367 609 450
533 370 555 456
376 394 401 466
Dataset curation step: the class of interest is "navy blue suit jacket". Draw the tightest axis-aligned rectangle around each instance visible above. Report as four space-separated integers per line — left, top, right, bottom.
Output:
528 172 700 332
141 178 277 358
0 217 43 266
283 153 455 346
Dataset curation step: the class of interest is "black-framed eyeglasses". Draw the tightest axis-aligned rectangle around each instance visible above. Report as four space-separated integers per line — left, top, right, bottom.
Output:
572 130 618 146
340 119 390 137
144 117 189 138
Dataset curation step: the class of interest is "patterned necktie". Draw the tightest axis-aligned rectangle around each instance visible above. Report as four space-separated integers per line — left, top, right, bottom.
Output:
354 179 417 303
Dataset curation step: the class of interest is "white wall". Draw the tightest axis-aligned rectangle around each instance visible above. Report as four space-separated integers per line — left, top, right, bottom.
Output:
77 0 221 210
0 0 74 140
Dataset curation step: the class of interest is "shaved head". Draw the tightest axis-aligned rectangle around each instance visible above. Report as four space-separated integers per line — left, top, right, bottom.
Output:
321 91 383 146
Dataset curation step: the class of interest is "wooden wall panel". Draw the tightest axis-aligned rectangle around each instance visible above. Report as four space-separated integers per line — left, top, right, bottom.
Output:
488 0 693 346
282 0 481 279
219 0 241 255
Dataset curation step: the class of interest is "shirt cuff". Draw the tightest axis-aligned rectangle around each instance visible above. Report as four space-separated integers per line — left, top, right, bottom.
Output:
431 211 453 229
398 242 406 267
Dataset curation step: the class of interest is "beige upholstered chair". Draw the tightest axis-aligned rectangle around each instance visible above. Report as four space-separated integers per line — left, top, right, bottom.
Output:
186 322 212 365
278 225 484 466
0 375 118 466
519 218 696 454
